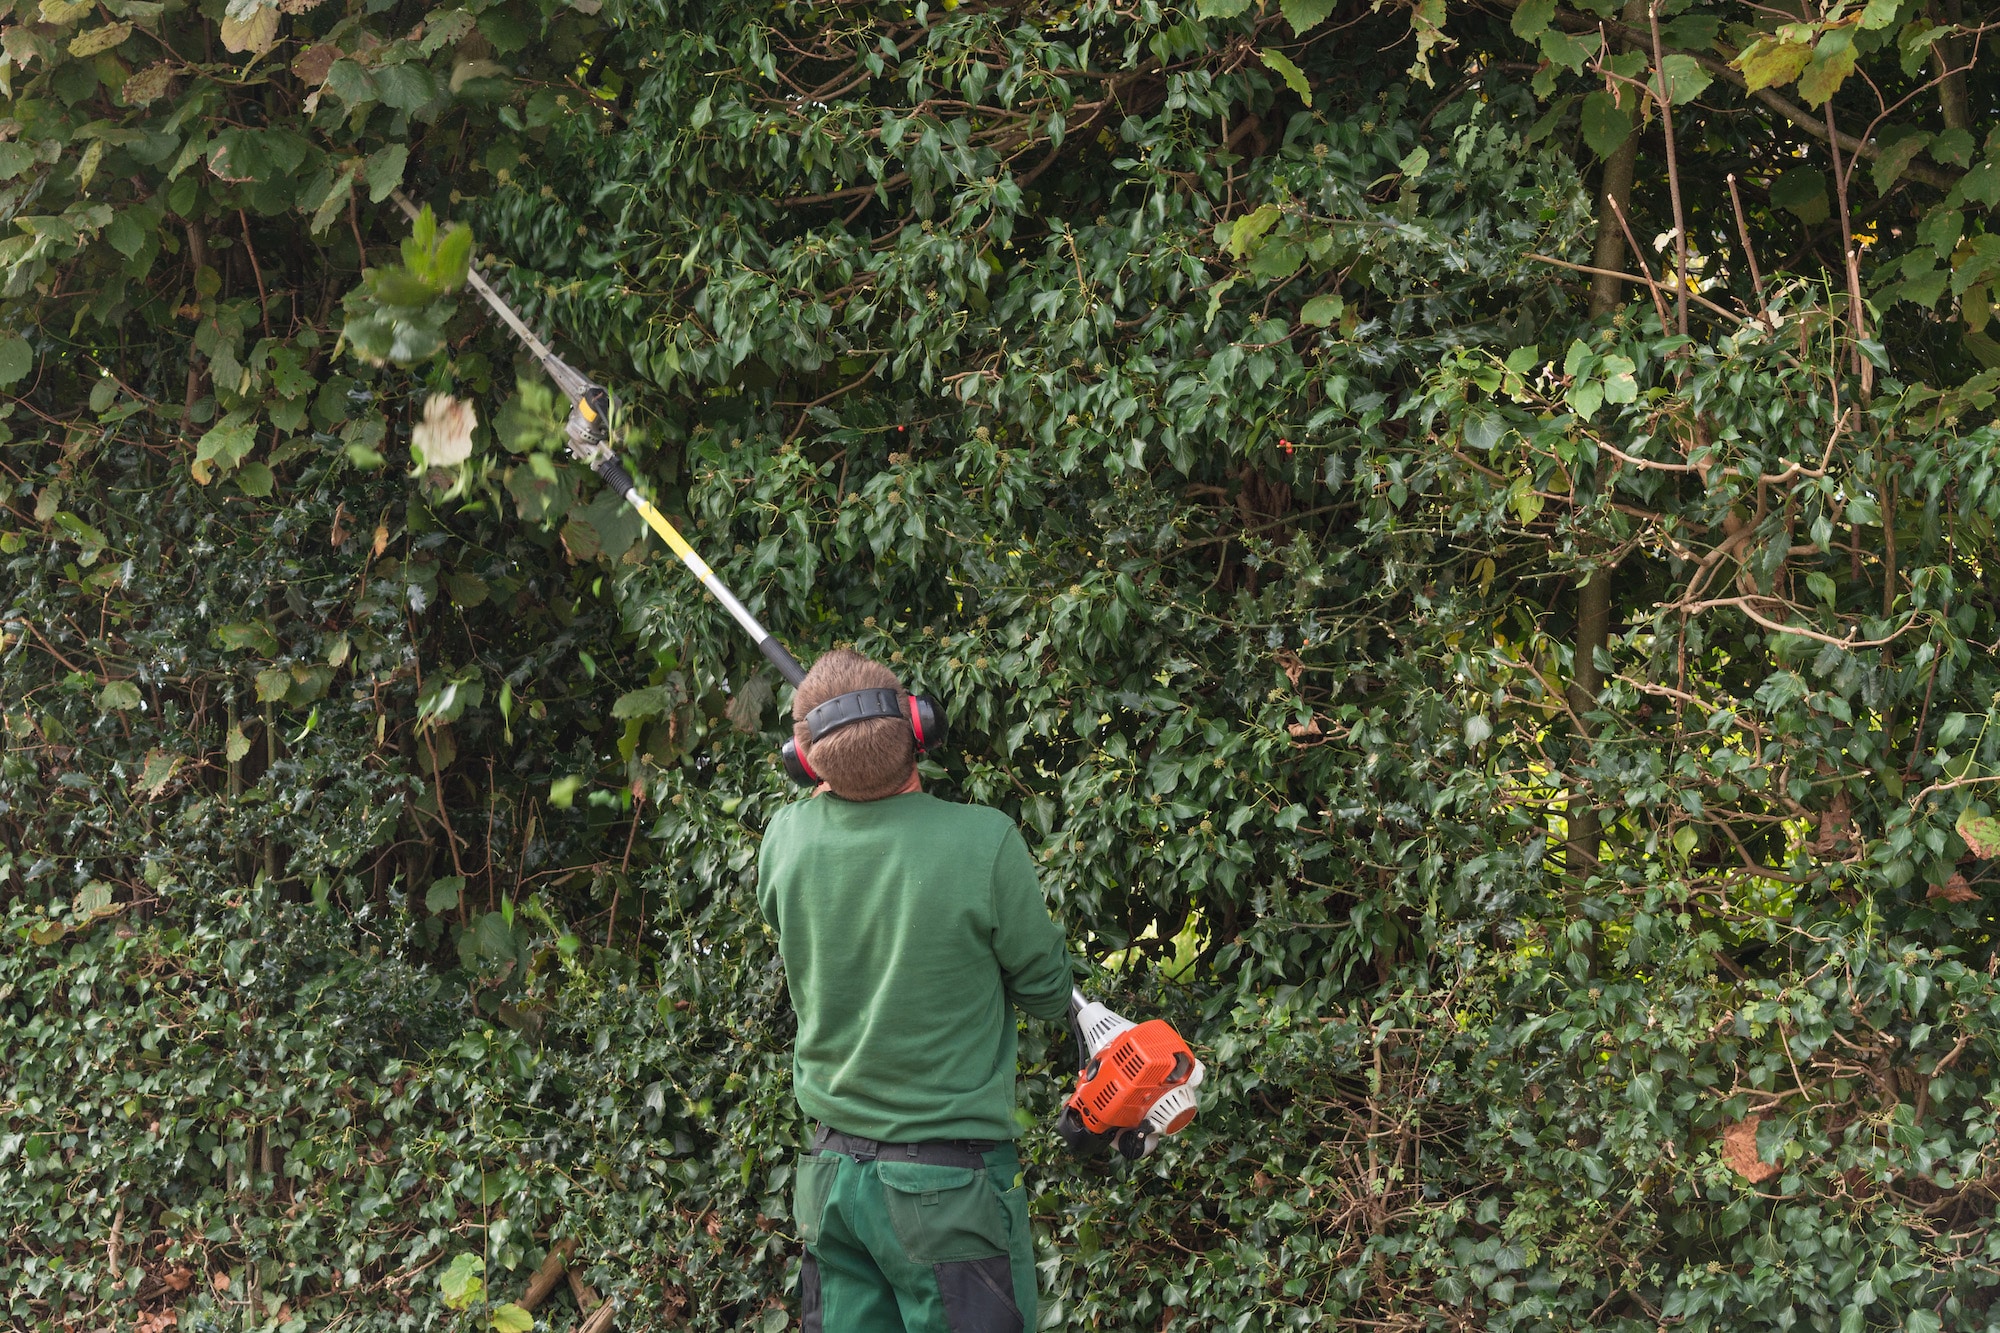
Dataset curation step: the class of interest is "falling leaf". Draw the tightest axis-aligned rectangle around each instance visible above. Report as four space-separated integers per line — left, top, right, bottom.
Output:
1957 807 2000 858
1721 1117 1779 1183
1930 873 1979 904
412 394 478 470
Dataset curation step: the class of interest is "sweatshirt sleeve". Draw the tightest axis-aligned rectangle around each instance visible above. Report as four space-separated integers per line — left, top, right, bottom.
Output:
989 823 1074 1022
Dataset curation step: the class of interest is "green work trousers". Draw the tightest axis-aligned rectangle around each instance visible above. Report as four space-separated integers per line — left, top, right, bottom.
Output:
793 1131 1033 1333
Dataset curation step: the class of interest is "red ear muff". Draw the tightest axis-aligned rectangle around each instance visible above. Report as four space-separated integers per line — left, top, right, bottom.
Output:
781 737 818 786
907 694 926 750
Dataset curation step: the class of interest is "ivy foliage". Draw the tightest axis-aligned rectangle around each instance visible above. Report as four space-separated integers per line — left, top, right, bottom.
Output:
7 0 2000 1329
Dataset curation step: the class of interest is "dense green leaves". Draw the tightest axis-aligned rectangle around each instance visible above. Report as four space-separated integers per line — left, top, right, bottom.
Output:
8 0 2000 1328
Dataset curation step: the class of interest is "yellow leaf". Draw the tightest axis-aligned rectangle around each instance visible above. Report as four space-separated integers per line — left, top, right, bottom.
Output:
219 5 278 54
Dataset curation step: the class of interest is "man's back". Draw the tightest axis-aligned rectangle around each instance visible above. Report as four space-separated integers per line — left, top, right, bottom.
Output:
758 790 1071 1143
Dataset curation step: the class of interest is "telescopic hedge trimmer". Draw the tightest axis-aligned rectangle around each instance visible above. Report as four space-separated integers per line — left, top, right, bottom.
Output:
390 195 1203 1157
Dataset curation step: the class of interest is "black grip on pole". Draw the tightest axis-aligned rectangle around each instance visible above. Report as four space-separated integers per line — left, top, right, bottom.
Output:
593 455 638 499
759 635 807 688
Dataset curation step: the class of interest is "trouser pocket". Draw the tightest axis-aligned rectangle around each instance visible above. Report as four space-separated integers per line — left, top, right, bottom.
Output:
934 1254 1023 1333
793 1151 839 1247
875 1161 1009 1263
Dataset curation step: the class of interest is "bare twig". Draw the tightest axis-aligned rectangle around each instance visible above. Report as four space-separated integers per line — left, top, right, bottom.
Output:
1648 4 1689 336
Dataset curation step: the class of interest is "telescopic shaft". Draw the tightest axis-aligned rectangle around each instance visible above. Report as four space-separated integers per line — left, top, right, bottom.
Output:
388 193 807 689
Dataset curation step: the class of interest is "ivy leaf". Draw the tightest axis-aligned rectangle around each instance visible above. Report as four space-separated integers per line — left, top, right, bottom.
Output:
1259 49 1311 105
1580 92 1632 159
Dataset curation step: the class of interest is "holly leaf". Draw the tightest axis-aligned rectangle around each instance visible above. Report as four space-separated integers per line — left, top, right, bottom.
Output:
1957 806 2000 858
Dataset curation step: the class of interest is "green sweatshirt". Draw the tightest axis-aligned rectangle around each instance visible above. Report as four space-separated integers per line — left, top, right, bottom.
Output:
756 790 1073 1142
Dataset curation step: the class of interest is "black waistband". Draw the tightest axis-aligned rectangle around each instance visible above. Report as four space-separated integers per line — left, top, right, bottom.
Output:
811 1124 999 1167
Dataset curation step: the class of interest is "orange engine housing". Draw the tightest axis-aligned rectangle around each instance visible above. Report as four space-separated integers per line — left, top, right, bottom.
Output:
1065 1018 1199 1136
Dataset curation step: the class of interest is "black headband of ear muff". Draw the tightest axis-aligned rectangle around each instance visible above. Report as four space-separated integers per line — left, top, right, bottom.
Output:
804 688 908 743
781 687 948 786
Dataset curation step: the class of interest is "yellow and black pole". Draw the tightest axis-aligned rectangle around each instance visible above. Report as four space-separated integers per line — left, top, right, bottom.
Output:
389 193 807 689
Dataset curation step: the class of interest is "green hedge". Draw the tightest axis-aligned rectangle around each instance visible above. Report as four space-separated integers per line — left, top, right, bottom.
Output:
6 0 2000 1328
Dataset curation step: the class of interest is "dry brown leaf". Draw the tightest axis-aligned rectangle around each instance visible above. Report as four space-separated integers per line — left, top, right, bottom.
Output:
372 523 390 557
1929 873 1978 904
162 1265 193 1292
218 5 277 54
291 41 337 86
1721 1117 1779 1183
210 1269 230 1293
1287 718 1322 740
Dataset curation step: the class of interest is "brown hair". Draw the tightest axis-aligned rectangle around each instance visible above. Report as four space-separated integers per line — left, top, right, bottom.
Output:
792 648 916 801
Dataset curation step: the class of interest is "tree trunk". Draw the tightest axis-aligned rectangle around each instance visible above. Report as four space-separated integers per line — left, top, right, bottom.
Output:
1566 0 1647 887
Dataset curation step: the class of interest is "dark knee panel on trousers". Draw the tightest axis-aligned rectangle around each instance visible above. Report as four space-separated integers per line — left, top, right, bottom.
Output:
934 1256 1021 1333
800 1254 823 1333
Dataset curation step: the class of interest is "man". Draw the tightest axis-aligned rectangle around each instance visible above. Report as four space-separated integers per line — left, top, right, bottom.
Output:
757 648 1074 1333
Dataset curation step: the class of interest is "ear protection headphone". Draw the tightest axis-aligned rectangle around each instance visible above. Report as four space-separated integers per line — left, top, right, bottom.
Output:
781 687 948 786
